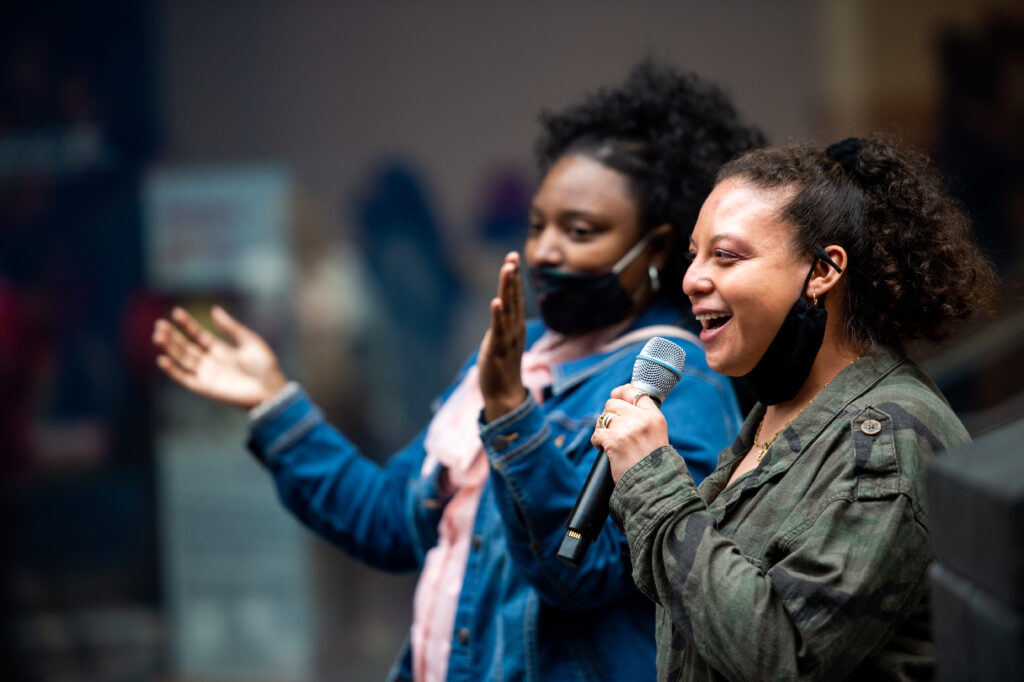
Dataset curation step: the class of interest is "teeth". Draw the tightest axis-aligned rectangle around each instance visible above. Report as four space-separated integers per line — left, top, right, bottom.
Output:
695 313 730 321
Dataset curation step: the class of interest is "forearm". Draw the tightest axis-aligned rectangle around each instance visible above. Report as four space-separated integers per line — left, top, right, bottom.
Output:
482 394 636 608
248 385 424 572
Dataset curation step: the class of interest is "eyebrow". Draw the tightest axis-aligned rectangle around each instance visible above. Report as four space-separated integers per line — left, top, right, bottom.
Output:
689 232 743 246
530 206 604 223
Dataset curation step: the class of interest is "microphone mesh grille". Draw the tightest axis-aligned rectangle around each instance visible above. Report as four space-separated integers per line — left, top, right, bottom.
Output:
631 337 687 402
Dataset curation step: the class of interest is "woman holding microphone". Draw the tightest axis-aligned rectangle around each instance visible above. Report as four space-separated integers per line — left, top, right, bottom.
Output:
595 136 998 681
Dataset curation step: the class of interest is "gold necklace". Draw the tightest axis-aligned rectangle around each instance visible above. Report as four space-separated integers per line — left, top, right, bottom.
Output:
753 416 793 462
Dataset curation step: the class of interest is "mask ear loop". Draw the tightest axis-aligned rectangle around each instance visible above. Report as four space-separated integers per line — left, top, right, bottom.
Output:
610 231 656 275
806 246 844 307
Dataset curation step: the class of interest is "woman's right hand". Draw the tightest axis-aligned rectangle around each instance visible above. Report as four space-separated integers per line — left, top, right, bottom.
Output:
591 385 671 483
152 306 288 409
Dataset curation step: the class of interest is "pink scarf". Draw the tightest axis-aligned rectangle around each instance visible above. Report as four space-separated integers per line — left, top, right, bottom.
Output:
410 322 690 681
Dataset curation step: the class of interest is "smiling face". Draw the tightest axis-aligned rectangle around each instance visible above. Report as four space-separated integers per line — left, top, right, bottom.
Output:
526 154 668 304
683 177 812 376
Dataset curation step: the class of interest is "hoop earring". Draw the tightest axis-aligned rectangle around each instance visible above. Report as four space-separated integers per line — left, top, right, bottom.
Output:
649 265 660 293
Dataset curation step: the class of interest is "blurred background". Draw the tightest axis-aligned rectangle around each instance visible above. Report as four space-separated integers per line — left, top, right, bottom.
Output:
1 1 1022 680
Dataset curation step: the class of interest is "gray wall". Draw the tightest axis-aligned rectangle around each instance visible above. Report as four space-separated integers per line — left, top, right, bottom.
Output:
158 1 820 233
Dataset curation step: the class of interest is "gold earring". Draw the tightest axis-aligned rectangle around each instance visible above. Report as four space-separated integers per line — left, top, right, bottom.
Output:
812 289 818 307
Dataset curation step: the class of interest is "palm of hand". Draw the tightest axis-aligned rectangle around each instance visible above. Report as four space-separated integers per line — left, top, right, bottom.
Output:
153 306 286 409
479 326 522 400
479 253 528 422
192 337 280 407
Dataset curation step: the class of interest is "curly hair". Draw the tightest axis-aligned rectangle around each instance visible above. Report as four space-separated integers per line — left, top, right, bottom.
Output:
717 136 999 350
534 60 765 302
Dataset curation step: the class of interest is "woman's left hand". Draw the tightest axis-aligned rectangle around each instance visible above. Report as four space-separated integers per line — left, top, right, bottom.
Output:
479 252 528 422
592 384 671 482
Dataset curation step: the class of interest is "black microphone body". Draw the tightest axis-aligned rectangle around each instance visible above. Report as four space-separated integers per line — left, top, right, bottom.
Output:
557 337 686 567
557 395 663 565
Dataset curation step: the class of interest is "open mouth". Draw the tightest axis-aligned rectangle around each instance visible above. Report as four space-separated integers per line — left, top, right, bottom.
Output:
696 312 732 331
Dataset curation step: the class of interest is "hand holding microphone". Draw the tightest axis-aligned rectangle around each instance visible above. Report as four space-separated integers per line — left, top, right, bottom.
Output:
557 337 686 566
593 384 673 483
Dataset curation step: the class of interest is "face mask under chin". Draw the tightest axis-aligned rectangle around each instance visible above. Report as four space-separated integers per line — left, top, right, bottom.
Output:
529 232 653 336
743 245 843 405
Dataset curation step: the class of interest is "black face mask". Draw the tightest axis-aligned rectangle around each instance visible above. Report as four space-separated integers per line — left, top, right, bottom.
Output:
530 233 652 335
744 246 843 405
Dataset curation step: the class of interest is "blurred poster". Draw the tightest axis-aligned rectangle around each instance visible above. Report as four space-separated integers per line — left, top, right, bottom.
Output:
144 166 293 296
145 166 312 679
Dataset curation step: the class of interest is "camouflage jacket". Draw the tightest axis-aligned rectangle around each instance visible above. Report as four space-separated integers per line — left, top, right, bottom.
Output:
609 345 970 681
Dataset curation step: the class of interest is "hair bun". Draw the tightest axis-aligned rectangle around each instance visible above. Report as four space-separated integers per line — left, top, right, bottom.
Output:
825 137 864 172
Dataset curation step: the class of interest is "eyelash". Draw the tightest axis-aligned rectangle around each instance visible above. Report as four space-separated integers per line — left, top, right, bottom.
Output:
568 225 594 240
527 221 594 237
687 249 739 263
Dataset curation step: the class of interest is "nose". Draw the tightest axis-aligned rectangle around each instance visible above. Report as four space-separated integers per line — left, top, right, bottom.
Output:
527 225 564 267
682 257 711 298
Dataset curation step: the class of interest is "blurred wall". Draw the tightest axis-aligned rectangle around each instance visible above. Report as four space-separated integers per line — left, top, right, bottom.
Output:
157 0 820 237
822 0 1023 146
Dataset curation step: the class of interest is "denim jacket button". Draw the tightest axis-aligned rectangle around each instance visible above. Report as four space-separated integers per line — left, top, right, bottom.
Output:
471 535 483 551
456 627 470 645
492 436 509 452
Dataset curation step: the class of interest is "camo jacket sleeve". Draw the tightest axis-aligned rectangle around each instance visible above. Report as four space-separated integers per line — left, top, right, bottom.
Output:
609 347 970 681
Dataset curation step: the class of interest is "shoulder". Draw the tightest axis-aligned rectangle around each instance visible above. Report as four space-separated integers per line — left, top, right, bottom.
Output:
818 356 969 522
846 356 970 456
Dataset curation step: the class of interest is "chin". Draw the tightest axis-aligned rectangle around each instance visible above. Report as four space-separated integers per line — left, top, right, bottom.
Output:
707 350 755 378
705 355 736 377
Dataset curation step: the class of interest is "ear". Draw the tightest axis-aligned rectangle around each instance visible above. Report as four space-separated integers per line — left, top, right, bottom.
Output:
805 244 847 300
647 223 675 270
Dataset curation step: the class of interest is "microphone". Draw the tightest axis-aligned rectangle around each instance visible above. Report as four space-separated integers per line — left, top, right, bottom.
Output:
557 337 687 567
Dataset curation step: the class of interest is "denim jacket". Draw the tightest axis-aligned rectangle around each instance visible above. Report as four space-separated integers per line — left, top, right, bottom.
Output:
247 300 741 681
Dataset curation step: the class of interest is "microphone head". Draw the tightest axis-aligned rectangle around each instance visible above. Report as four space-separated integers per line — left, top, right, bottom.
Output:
631 337 687 403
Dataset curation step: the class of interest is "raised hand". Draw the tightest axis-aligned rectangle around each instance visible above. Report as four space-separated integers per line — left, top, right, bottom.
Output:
152 306 287 409
479 252 528 422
